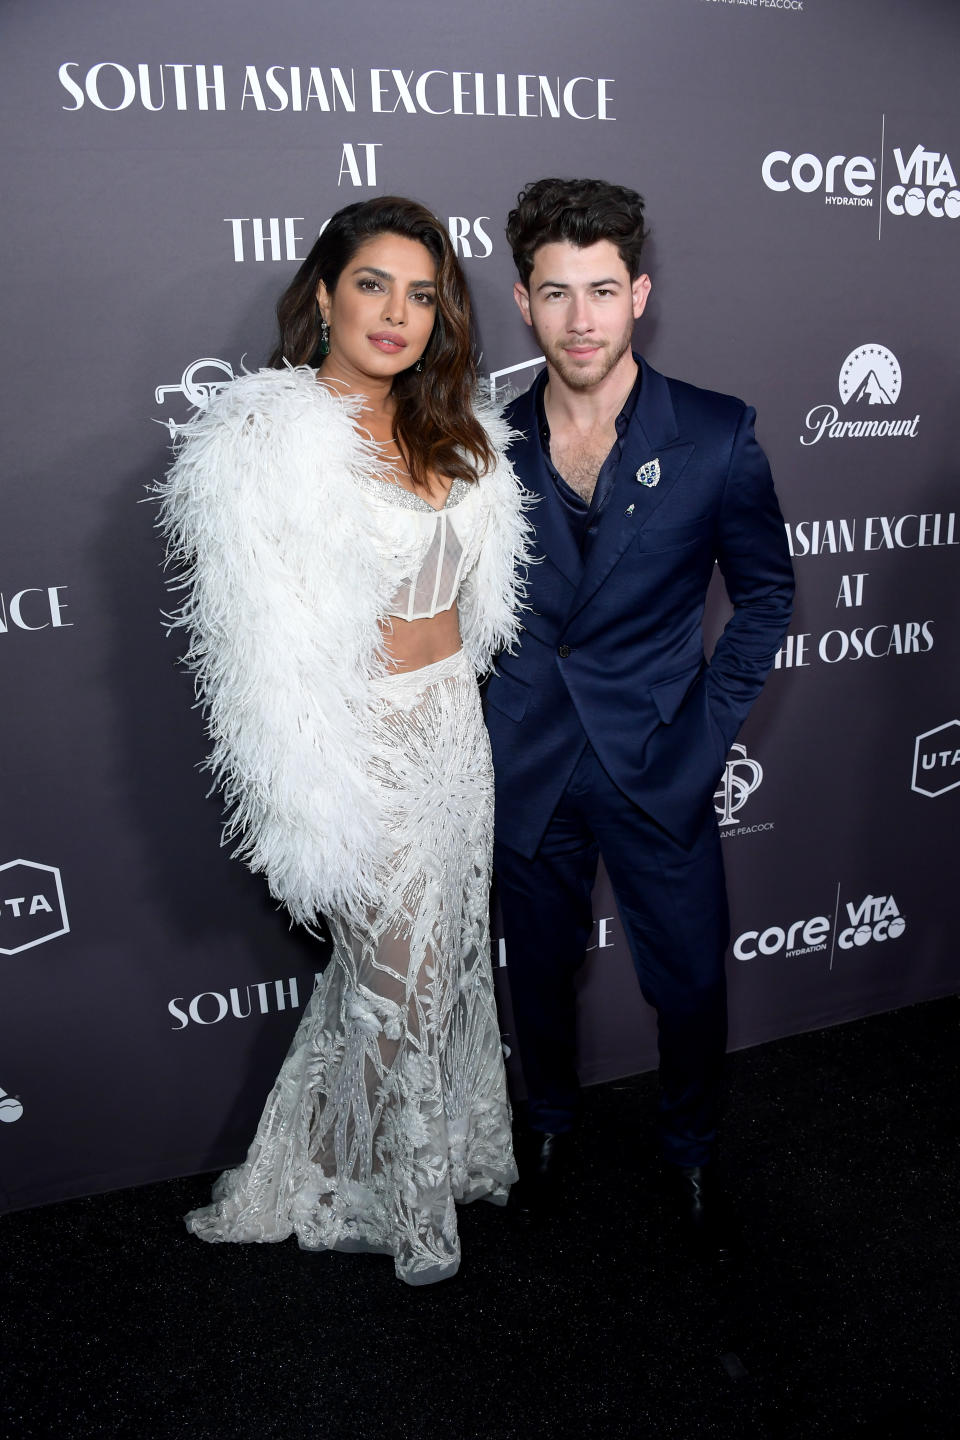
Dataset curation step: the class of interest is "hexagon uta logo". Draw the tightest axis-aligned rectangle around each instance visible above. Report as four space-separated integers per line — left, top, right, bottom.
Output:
912 720 960 798
0 860 70 955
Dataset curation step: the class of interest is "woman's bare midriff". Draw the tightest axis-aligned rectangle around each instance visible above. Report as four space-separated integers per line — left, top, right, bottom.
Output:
380 607 463 674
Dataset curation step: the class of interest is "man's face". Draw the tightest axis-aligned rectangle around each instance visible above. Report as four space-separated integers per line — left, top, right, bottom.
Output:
514 239 650 391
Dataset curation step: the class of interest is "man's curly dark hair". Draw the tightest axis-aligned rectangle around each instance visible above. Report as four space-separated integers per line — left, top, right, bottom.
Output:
506 177 649 287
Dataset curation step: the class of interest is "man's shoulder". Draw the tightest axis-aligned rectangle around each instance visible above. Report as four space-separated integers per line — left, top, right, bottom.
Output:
499 358 753 447
501 378 540 434
497 381 543 467
647 360 750 431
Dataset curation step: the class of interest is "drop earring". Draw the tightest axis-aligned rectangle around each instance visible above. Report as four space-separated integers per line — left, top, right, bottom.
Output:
318 316 331 357
415 358 424 373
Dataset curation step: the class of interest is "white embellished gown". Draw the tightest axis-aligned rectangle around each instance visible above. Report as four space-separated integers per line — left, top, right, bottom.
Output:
183 467 518 1286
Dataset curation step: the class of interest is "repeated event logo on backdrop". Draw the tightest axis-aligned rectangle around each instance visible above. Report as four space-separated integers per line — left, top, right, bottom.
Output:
912 720 960 797
59 64 615 120
0 1084 23 1124
698 1 804 12
713 743 773 837
155 359 235 437
169 919 624 1025
0 586 72 634
0 860 69 956
168 974 316 1029
800 343 919 447
762 124 958 231
57 63 615 270
733 885 906 966
224 214 494 264
168 969 512 1065
776 347 953 672
156 355 550 417
489 356 545 401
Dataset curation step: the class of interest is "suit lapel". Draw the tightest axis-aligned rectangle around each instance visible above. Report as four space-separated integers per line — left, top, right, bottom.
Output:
566 359 694 622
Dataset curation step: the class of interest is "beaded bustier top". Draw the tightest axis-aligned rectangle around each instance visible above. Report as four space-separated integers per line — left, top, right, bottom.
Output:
352 471 485 622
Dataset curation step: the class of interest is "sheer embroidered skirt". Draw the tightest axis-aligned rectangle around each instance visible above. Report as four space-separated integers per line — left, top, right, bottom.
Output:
185 648 515 1285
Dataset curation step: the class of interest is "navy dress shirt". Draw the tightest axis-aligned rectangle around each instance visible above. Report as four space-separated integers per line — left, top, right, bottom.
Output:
535 362 644 556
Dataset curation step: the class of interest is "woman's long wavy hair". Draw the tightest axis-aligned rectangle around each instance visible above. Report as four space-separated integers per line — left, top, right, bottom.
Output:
269 197 493 488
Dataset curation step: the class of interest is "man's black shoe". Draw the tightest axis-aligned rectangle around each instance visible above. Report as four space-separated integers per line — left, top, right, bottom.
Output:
663 1163 738 1262
509 1129 573 1219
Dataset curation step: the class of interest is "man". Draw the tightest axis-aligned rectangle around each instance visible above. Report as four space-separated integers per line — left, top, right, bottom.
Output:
486 178 794 1255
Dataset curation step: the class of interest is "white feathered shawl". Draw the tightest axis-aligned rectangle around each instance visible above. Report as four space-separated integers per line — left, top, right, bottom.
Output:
156 365 534 928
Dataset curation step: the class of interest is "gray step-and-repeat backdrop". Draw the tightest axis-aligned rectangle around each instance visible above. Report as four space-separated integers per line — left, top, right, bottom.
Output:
2 0 957 1209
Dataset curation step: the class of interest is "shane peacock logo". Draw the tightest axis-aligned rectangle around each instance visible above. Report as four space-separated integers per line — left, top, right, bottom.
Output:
714 744 763 827
801 343 918 447
155 357 236 438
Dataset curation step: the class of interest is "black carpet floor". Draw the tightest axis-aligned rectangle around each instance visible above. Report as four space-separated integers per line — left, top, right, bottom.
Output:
2 997 958 1440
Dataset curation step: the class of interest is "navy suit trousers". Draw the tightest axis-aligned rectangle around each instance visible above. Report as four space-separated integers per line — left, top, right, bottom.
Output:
494 742 729 1167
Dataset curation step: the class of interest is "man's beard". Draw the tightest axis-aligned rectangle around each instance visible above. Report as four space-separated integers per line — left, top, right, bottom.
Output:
535 319 635 391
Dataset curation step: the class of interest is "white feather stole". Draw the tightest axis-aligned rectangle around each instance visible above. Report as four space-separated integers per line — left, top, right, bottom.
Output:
155 365 534 928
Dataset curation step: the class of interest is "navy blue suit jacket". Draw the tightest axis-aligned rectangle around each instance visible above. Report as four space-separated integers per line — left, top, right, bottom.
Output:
485 356 795 857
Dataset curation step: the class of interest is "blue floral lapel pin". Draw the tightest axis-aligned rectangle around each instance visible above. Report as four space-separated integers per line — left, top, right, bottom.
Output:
636 458 661 488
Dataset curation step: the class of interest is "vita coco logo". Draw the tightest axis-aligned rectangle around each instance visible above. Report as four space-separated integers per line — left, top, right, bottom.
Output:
886 144 960 220
801 344 919 448
0 1084 23 1123
733 888 906 964
761 122 959 226
836 894 905 951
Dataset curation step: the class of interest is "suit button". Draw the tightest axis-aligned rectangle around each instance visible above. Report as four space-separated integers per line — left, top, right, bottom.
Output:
557 644 572 658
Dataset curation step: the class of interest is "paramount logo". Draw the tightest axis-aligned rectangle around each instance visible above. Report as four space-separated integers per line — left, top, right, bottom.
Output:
801 344 919 447
803 413 919 445
850 370 893 405
838 345 900 405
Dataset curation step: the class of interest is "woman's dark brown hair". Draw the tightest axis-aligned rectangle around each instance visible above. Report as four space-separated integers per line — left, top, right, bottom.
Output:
269 196 493 488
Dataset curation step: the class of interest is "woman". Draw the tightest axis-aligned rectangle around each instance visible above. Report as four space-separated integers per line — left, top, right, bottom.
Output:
158 197 533 1285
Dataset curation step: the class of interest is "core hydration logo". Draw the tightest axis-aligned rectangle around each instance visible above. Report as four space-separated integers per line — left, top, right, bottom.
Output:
155 357 236 438
801 344 919 447
762 148 875 208
733 887 906 966
0 860 69 955
761 121 959 233
912 720 960 797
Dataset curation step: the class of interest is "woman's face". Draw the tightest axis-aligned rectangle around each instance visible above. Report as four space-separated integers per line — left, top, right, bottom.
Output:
317 232 438 385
